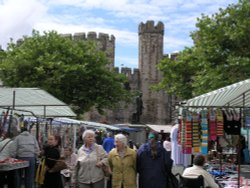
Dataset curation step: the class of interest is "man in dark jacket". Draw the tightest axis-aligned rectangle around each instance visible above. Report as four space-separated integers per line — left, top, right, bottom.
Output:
137 132 173 188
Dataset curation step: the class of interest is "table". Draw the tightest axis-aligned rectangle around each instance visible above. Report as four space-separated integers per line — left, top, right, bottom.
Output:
0 158 29 171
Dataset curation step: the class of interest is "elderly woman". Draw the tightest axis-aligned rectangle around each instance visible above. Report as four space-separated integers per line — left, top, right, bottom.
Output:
72 130 108 188
108 133 137 188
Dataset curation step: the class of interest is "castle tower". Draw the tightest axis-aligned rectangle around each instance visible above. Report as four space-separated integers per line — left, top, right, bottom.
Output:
138 21 172 124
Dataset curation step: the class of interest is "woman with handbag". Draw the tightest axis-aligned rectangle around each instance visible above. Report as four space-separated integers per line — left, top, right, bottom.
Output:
71 130 109 188
42 135 63 188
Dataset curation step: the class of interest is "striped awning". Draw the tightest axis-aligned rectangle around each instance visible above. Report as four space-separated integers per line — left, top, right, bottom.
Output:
182 79 250 108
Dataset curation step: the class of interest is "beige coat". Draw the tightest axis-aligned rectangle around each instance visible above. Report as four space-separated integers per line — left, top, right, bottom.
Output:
108 147 137 188
71 144 108 184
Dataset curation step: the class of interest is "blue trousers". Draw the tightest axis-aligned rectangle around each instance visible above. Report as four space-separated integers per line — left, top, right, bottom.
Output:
16 157 36 188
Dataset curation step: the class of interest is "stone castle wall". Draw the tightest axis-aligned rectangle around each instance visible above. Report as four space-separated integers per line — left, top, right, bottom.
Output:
60 32 115 69
83 21 178 125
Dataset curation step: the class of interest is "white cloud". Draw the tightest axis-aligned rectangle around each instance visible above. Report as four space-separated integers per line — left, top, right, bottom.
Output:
0 0 238 69
34 21 138 47
0 0 47 48
164 36 193 54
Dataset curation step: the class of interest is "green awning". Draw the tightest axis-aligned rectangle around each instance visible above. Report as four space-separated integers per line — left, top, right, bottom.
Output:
0 88 76 117
182 79 250 108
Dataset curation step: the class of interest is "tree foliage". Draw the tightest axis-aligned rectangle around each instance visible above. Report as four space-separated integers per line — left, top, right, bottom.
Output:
157 0 250 100
0 30 132 115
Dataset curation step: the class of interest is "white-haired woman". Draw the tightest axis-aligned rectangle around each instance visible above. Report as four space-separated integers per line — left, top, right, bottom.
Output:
108 133 137 188
72 130 109 188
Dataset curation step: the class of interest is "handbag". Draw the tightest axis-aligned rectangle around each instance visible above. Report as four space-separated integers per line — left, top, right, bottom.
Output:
0 139 12 153
102 164 112 177
35 158 46 185
167 172 179 188
48 158 67 172
95 145 112 177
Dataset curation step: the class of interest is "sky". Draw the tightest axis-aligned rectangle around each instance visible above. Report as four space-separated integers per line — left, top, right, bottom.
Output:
0 0 239 69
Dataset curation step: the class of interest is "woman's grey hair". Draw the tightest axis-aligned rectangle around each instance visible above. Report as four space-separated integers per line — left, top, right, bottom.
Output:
82 129 95 141
115 134 127 146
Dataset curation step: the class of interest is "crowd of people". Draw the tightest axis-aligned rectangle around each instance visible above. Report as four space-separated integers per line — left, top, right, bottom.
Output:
0 125 222 188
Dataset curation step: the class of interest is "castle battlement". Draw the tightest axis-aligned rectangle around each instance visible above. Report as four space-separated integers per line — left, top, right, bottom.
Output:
114 67 140 78
139 20 164 35
164 52 179 60
60 32 115 42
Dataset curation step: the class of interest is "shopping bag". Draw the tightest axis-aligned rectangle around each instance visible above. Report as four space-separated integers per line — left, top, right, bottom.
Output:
49 158 67 172
102 164 112 177
35 158 46 185
167 172 179 188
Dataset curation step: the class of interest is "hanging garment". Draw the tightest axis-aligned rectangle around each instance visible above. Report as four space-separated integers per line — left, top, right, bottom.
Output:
208 109 217 141
216 109 224 136
223 110 241 135
171 124 183 165
244 108 250 129
200 110 208 154
181 109 192 154
192 112 201 154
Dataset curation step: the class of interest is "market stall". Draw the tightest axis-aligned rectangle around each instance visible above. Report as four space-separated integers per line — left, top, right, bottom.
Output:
177 79 250 187
0 158 29 171
0 87 76 140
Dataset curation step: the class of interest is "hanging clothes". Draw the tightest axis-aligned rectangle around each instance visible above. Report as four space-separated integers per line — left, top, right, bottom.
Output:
223 109 241 135
216 109 224 136
181 110 192 154
208 109 217 141
200 109 208 154
192 112 201 154
170 124 183 165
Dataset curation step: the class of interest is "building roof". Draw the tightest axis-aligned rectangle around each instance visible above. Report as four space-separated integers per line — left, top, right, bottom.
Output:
0 87 76 117
182 79 250 108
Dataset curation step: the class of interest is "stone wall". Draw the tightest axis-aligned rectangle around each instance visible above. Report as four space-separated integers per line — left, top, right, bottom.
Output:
85 21 178 125
61 32 115 69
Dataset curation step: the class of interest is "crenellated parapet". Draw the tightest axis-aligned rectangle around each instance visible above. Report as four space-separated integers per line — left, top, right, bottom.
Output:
60 31 115 68
114 67 140 79
164 52 179 60
139 20 164 35
121 67 132 75
60 32 115 42
67 32 115 43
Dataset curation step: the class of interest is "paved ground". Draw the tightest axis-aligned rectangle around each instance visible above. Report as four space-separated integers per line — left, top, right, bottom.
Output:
4 165 185 188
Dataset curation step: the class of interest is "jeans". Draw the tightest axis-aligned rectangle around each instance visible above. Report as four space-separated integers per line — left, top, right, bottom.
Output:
16 157 36 188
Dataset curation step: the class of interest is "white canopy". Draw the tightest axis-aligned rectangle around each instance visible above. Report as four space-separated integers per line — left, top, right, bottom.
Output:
0 87 76 117
182 79 250 108
146 124 173 133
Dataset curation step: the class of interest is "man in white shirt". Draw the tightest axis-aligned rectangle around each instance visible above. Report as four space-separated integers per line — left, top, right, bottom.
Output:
163 135 171 152
182 154 219 188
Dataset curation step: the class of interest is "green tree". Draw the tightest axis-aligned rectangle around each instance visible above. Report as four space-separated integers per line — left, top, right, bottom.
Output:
157 0 250 100
0 30 132 116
